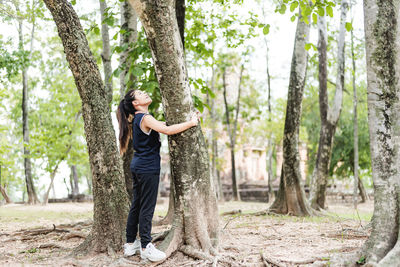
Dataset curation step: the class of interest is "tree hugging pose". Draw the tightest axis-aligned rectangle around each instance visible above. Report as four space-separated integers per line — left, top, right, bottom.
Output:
116 89 198 262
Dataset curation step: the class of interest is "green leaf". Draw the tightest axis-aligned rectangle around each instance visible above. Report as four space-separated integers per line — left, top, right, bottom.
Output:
312 13 318 24
326 6 333 17
305 43 312 51
132 66 144 76
113 32 119 40
71 0 76 5
317 7 325 16
279 4 287 15
345 22 353 32
291 15 297 22
263 24 270 35
94 26 100 35
290 1 298 12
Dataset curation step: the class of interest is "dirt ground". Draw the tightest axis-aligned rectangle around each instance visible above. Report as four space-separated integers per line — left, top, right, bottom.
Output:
0 199 373 266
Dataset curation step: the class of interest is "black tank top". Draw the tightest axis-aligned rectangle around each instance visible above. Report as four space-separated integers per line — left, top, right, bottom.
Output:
130 113 161 174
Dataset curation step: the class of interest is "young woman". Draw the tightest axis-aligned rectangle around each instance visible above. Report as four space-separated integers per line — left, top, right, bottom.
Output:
117 89 198 262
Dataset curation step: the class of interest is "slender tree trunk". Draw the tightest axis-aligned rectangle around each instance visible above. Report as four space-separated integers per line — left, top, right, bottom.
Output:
120 1 138 200
222 70 240 201
44 0 129 254
358 176 368 203
209 75 223 202
351 19 359 209
310 0 348 210
18 16 39 205
268 9 314 216
264 36 274 202
43 165 59 205
267 142 274 202
343 1 400 265
0 184 12 204
99 0 113 105
129 0 218 258
71 165 80 196
119 0 138 97
86 170 93 195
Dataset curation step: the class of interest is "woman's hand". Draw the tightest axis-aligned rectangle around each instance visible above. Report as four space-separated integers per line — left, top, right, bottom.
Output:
190 111 200 127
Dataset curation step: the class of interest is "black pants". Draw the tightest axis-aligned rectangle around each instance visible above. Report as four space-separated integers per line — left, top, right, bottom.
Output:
126 172 160 248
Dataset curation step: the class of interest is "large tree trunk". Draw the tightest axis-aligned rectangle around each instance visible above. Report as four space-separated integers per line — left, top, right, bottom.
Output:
342 1 400 265
268 10 314 216
43 0 129 254
129 0 218 258
18 17 39 205
119 1 138 200
155 0 186 225
99 0 113 105
310 0 348 210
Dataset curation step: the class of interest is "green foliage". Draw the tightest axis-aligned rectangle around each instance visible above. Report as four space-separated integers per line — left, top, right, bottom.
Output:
275 0 336 24
357 256 366 265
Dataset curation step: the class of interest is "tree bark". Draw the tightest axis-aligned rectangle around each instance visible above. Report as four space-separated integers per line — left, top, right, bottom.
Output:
71 165 80 196
358 176 368 203
209 71 223 202
99 0 113 105
268 10 314 216
0 184 12 204
264 36 274 202
155 0 186 224
348 0 400 265
310 0 348 210
129 0 218 258
43 165 59 205
17 13 39 205
119 1 138 200
43 0 129 254
222 66 243 201
175 0 185 47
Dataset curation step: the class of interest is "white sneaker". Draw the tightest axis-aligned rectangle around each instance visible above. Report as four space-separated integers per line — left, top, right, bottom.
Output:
124 239 141 257
140 243 166 262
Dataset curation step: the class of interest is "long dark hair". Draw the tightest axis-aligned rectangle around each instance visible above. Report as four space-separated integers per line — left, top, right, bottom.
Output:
116 89 136 155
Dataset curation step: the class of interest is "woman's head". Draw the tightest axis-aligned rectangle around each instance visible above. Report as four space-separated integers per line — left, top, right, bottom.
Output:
117 89 136 155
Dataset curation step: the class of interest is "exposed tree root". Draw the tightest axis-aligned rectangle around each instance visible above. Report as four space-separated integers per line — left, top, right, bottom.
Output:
70 232 94 257
17 224 69 236
281 257 329 265
221 209 242 216
378 239 400 266
223 216 240 229
221 245 240 252
38 243 62 249
260 252 285 267
63 231 87 240
151 230 169 243
179 245 214 262
57 220 92 229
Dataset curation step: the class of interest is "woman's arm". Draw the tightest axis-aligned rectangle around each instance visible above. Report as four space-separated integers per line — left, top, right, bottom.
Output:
142 113 198 135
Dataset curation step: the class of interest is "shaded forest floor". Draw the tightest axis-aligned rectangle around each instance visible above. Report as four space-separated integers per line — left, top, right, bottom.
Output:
0 199 373 266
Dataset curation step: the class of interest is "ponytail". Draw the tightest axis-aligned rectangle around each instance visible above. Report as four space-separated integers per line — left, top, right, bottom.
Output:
116 90 137 155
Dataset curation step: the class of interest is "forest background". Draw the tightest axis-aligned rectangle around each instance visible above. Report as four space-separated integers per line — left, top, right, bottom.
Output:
0 0 369 203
